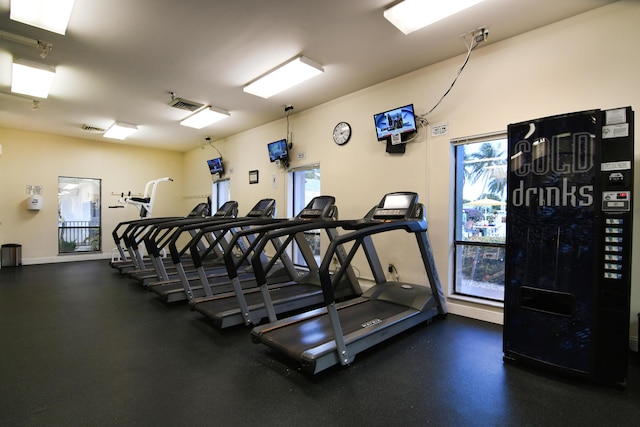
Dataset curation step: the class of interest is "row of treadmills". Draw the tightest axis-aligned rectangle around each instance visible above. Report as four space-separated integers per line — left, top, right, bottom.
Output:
110 192 447 374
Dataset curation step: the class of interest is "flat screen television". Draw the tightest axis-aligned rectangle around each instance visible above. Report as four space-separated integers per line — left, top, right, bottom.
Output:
207 157 224 175
373 104 417 143
267 139 288 162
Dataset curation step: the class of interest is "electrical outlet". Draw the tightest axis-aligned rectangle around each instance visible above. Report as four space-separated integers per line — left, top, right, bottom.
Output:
297 151 306 160
388 263 394 273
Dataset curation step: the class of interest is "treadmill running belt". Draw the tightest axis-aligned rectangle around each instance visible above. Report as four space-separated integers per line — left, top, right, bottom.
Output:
259 300 413 361
194 282 323 326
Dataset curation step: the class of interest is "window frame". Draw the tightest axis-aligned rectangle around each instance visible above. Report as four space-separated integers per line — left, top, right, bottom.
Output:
211 178 231 211
452 132 507 303
287 164 321 267
57 176 102 254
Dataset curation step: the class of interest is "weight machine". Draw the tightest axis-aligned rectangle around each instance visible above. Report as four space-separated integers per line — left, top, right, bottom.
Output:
110 177 174 218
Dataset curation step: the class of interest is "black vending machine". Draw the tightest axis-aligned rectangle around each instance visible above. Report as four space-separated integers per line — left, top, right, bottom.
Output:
503 107 634 386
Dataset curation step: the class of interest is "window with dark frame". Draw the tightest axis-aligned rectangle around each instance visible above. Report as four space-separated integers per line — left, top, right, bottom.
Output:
58 176 101 254
453 135 507 301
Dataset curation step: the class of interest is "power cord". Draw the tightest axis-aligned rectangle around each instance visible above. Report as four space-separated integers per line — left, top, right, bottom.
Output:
418 27 488 123
204 136 223 158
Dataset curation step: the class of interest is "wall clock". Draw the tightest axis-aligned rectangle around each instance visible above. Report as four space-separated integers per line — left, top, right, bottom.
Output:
332 121 352 145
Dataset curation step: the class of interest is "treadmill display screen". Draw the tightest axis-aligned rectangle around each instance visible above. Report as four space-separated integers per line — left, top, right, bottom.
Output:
255 199 271 210
311 198 330 210
383 194 414 209
298 197 334 219
373 193 416 219
247 199 274 217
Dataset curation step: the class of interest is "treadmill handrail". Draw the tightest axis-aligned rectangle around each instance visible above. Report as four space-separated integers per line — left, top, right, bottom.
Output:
219 218 309 279
142 216 235 264
139 199 239 254
162 216 249 263
318 219 428 304
184 217 286 268
217 196 336 280
248 219 356 287
164 199 277 265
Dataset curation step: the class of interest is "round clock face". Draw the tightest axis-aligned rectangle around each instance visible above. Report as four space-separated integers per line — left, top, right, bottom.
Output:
333 122 351 145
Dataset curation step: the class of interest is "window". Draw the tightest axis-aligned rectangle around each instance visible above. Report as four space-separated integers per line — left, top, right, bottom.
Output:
212 178 230 211
289 166 321 266
58 176 101 253
453 135 507 301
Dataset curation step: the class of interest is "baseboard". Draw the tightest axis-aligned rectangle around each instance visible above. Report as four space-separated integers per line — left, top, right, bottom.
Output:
22 253 112 265
447 300 504 325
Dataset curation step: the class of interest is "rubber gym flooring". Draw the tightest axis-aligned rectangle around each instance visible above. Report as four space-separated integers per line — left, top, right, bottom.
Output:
1 260 639 426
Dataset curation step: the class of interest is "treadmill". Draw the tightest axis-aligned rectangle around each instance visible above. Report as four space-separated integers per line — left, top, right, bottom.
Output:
148 199 280 302
112 217 182 273
110 202 209 273
251 192 447 374
190 195 362 329
124 201 239 285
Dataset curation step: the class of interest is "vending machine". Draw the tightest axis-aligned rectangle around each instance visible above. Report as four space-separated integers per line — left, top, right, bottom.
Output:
503 107 634 386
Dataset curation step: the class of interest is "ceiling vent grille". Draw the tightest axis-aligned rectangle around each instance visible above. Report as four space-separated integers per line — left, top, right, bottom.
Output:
168 97 204 112
82 124 105 132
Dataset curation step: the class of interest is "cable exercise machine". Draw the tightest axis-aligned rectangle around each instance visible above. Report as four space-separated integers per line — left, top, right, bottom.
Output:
110 176 174 218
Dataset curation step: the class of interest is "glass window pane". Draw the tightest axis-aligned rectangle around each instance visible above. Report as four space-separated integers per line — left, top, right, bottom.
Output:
457 139 507 244
58 177 101 253
454 244 505 301
291 167 320 266
453 136 506 301
217 180 230 207
292 169 320 216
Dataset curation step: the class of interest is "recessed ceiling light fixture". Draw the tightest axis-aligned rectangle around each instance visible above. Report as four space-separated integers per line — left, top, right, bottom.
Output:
11 59 56 98
103 122 138 140
10 0 76 35
243 55 324 99
180 106 230 129
9 0 74 35
384 0 486 35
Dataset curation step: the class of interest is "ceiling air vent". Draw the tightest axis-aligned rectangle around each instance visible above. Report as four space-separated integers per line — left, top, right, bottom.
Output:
168 97 203 112
82 124 105 132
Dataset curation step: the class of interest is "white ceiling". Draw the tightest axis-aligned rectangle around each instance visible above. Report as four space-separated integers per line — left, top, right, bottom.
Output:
0 0 616 152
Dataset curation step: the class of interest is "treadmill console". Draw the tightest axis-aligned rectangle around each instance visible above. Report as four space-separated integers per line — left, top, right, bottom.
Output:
187 202 210 217
297 196 336 219
213 200 239 218
372 192 418 220
246 199 276 217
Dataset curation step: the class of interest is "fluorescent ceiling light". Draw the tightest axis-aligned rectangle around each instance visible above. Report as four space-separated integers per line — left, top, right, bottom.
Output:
11 59 56 98
243 56 324 99
384 0 486 35
104 122 138 140
180 106 230 129
10 0 75 35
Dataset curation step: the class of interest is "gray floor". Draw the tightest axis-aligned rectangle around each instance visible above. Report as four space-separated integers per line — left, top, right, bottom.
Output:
1 260 638 426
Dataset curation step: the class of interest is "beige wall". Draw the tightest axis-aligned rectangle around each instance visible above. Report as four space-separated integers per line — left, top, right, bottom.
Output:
0 2 638 343
0 128 184 263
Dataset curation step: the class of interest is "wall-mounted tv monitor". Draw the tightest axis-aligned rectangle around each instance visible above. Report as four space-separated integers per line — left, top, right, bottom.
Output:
207 157 224 175
267 139 288 162
373 104 417 142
